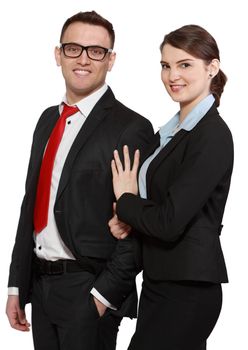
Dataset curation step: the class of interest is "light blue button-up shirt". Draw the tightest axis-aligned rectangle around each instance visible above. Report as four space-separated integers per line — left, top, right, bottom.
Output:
139 94 215 199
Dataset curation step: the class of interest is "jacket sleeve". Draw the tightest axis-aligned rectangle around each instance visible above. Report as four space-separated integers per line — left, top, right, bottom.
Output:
7 108 55 288
8 136 36 287
116 120 234 243
93 116 154 308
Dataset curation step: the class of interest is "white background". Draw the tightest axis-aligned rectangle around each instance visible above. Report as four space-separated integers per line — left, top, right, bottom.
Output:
0 0 247 349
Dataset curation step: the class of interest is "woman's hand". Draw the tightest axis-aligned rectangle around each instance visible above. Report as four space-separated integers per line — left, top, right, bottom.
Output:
111 145 140 200
108 203 131 239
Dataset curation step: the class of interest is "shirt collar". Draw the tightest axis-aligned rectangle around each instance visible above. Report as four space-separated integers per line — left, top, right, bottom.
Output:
159 94 215 140
60 83 108 117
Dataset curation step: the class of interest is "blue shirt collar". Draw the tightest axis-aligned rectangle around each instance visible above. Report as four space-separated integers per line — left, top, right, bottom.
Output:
159 94 215 142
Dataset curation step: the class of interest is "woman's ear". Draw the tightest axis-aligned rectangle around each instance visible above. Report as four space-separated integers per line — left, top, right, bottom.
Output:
208 58 220 78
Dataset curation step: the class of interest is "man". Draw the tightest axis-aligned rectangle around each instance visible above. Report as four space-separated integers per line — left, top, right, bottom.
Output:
6 11 154 350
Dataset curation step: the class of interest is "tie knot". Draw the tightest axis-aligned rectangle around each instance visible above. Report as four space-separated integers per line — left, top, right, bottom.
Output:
61 104 79 119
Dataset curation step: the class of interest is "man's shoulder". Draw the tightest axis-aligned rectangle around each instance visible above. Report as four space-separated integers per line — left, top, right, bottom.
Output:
113 100 153 137
41 105 59 116
115 99 142 117
34 105 59 131
39 105 59 121
105 87 146 120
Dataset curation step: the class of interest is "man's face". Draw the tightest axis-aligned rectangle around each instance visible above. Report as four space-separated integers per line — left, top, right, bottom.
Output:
55 22 116 104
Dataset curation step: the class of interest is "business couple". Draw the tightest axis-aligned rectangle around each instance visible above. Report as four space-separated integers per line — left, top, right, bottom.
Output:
6 10 233 350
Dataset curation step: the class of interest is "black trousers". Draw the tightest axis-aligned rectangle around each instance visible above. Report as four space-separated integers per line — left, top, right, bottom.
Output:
128 276 222 350
31 270 121 350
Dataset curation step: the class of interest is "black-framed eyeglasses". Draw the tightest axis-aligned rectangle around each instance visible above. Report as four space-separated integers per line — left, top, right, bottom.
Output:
60 43 113 61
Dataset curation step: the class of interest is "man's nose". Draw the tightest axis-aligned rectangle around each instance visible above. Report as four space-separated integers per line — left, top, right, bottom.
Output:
76 49 90 64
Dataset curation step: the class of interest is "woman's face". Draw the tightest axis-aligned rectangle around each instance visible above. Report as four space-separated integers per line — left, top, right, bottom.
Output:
160 44 214 116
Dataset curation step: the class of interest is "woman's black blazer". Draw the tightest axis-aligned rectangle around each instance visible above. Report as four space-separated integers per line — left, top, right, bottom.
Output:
116 104 234 283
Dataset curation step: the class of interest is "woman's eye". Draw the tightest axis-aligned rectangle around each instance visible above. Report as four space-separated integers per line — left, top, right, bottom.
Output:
161 63 170 69
181 62 190 68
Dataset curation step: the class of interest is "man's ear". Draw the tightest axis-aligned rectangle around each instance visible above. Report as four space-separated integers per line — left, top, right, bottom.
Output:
108 52 116 72
55 46 61 67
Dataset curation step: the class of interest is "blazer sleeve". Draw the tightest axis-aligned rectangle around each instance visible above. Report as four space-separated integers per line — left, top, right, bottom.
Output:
116 119 234 243
93 116 154 308
8 133 36 287
7 107 56 288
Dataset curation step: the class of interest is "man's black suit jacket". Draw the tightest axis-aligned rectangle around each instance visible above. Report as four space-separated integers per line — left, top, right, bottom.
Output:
8 87 154 317
116 104 234 283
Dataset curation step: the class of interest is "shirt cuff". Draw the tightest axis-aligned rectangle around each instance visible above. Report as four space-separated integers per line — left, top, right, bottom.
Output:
90 288 117 310
8 287 19 296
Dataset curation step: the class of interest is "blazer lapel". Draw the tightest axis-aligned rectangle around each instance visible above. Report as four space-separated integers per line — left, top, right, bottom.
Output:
56 89 115 201
146 129 188 196
141 132 160 162
145 103 219 189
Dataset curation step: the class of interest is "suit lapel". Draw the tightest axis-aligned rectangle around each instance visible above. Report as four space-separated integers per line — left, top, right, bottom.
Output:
145 104 219 197
56 89 115 201
141 132 160 162
146 129 188 196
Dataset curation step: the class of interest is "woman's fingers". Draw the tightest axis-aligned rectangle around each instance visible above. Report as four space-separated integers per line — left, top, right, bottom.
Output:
132 149 140 174
113 149 123 173
112 202 116 215
123 145 131 171
111 146 139 199
108 211 132 240
113 146 140 174
120 232 129 239
111 159 118 177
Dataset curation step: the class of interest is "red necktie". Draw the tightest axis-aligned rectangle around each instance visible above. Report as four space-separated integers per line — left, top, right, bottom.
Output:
33 104 79 234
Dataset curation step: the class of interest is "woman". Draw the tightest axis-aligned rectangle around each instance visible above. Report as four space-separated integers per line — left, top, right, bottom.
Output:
109 25 234 350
